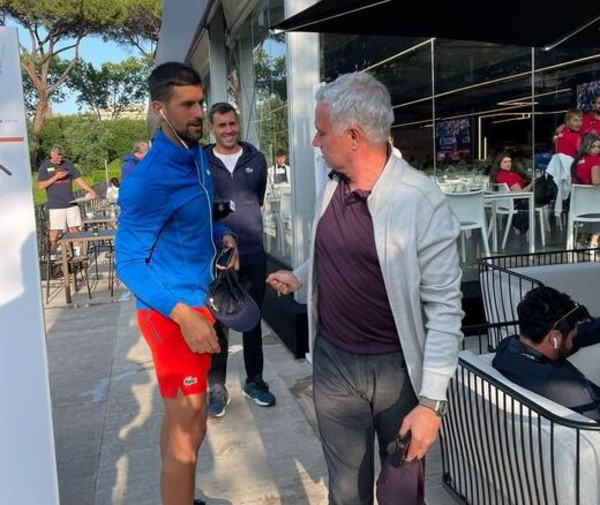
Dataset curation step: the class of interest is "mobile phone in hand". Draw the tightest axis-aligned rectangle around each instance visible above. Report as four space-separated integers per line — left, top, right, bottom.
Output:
386 433 411 467
216 247 234 268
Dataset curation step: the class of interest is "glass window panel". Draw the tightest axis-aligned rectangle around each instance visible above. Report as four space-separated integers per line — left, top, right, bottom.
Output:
533 47 600 154
434 40 534 174
315 30 600 271
322 35 434 169
230 0 291 263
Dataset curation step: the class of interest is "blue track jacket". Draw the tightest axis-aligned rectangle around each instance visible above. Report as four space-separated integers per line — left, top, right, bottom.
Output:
116 129 230 317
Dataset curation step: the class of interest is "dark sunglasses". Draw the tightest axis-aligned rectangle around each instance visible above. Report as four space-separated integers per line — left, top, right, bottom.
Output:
551 302 580 329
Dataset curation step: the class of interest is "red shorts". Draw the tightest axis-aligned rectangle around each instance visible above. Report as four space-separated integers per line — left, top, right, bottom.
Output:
137 307 215 398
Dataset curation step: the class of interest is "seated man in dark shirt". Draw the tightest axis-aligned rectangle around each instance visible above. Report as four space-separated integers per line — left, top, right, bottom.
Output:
493 285 600 421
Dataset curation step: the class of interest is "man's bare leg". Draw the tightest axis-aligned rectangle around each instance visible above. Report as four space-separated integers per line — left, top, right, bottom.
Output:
49 229 61 253
160 390 207 505
68 226 82 253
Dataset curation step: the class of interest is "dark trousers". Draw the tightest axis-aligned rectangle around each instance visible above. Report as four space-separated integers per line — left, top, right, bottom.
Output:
209 251 267 386
313 336 418 505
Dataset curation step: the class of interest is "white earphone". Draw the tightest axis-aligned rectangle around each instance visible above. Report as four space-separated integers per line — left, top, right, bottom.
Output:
157 106 206 187
553 337 558 349
158 107 190 150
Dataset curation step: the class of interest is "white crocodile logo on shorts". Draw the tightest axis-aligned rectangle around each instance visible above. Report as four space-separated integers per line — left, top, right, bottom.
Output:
183 376 198 387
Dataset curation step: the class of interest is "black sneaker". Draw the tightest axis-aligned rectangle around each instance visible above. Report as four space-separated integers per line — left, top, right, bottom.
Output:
242 379 276 407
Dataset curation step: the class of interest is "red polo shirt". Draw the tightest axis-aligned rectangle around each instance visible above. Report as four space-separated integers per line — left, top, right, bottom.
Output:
555 128 581 158
574 154 600 185
496 170 526 188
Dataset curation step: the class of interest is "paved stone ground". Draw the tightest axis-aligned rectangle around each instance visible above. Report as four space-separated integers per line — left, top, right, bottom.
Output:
43 266 455 504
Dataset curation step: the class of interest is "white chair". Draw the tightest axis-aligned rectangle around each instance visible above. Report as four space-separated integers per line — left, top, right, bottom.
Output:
489 183 517 250
566 184 600 249
445 189 490 262
490 183 549 249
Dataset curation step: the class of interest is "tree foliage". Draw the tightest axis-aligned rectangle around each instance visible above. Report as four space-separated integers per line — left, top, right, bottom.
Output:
257 96 288 164
103 118 149 160
21 55 68 113
0 0 127 151
252 41 288 164
254 45 287 102
62 116 114 173
68 56 151 119
37 115 148 174
104 0 162 59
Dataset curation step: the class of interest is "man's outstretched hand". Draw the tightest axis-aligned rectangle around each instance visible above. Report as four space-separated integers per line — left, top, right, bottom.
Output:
266 270 302 296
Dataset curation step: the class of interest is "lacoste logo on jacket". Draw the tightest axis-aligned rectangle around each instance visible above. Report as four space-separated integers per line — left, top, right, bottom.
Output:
245 167 254 173
183 376 198 387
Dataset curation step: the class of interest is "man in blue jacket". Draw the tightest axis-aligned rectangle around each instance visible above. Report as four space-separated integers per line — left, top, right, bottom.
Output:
116 63 238 505
120 140 149 181
204 102 275 417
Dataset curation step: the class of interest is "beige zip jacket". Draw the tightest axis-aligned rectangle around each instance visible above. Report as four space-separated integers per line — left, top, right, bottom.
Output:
295 154 464 400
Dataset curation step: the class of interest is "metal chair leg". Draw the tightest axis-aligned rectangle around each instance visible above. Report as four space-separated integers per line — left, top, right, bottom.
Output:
46 256 52 304
105 251 115 297
81 262 92 299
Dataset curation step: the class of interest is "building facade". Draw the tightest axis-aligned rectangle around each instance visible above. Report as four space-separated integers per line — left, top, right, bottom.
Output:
157 0 600 292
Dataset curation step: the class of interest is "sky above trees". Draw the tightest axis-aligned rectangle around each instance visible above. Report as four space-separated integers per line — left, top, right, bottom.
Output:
56 36 134 114
12 28 153 114
1 0 161 157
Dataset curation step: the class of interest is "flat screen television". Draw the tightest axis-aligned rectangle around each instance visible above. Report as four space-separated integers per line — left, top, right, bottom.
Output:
435 118 471 160
576 80 600 112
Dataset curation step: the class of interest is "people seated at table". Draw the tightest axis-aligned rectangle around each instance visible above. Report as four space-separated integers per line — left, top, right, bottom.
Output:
489 151 531 233
490 151 533 192
493 286 600 422
572 133 600 186
105 177 120 204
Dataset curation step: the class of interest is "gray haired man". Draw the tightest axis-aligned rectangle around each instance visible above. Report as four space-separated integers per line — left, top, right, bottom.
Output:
267 72 463 504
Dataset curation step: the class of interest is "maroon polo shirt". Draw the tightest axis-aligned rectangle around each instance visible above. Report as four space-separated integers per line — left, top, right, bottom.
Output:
315 178 401 355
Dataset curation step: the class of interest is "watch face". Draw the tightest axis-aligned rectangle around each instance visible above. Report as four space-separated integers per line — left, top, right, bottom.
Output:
420 397 449 416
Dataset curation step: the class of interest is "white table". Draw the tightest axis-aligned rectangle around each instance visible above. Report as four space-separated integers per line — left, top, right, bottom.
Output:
483 191 535 254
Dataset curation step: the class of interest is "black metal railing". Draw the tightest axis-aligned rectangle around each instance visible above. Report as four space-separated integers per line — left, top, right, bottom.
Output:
440 346 600 505
478 250 599 349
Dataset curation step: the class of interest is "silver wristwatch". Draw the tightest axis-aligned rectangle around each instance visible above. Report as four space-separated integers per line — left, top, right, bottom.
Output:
419 396 449 417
